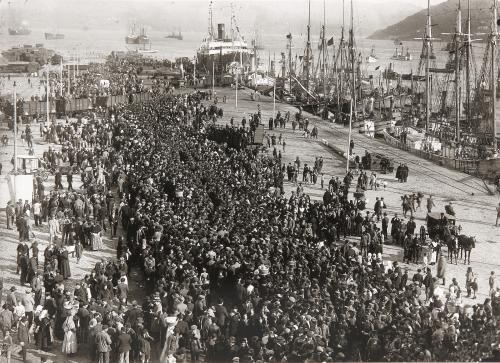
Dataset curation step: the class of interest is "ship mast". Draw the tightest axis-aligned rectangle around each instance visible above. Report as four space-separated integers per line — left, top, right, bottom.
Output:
454 0 462 141
322 0 327 119
288 34 293 94
337 0 346 123
209 1 214 40
425 0 431 133
465 0 471 131
349 0 356 122
491 0 498 151
304 0 312 97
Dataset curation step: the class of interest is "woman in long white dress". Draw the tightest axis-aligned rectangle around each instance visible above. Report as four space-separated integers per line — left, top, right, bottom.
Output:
91 223 103 251
62 312 77 355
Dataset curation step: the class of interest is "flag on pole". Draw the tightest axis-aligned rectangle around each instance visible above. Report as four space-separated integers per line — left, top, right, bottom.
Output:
327 37 334 46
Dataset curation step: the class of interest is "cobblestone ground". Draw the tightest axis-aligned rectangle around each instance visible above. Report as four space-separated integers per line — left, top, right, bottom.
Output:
0 83 498 362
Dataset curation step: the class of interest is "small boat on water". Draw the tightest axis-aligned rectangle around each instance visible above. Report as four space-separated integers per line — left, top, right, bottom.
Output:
366 46 378 63
9 27 31 36
165 31 183 40
137 42 158 54
45 32 65 40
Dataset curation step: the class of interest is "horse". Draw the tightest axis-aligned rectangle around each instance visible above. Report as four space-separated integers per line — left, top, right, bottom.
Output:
458 235 476 265
446 236 459 265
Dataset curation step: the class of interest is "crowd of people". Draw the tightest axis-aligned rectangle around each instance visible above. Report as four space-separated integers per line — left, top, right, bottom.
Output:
1 63 500 363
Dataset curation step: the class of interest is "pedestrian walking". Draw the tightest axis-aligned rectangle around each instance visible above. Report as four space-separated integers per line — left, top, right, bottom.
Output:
466 267 476 298
427 195 435 213
496 202 500 226
437 253 447 285
489 271 496 297
17 316 29 363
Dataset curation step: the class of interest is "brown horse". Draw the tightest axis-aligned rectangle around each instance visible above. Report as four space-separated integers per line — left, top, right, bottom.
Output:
458 235 476 265
446 236 459 265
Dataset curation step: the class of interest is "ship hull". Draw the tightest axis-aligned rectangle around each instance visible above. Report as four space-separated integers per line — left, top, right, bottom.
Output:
196 51 251 74
45 33 64 40
166 34 183 40
9 28 31 36
125 35 149 45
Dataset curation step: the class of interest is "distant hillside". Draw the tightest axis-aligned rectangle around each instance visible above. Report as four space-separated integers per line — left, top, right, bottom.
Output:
368 0 492 41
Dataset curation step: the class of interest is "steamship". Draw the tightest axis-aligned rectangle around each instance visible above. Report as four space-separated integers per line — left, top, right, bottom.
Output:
196 21 253 76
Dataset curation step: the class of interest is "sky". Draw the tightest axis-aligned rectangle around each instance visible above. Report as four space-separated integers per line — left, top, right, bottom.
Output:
0 0 449 36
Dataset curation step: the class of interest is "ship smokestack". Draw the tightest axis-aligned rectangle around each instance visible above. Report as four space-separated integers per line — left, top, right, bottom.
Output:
217 24 225 40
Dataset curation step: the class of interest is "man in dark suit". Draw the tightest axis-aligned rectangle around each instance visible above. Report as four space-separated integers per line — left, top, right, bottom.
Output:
66 171 73 191
17 316 29 362
214 299 229 328
117 326 132 363
125 301 142 330
54 169 64 190
19 253 29 285
117 277 129 305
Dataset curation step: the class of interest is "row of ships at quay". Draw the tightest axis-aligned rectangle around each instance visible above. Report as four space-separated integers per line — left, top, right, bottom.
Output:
193 0 499 187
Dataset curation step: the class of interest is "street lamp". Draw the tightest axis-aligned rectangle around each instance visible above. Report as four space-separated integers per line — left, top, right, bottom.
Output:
13 81 17 173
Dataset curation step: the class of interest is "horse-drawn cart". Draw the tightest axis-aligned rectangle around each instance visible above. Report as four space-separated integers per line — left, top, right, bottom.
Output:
349 152 395 173
426 212 457 240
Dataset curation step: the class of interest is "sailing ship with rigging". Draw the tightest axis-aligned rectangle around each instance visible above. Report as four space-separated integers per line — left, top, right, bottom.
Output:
166 31 183 40
125 23 150 45
391 45 411 61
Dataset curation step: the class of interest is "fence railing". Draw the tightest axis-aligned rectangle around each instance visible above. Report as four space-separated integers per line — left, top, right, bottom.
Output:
382 130 480 176
3 92 154 117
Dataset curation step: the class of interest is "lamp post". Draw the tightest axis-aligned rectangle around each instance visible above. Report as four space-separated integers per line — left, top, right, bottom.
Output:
235 67 239 109
346 99 353 173
212 61 215 96
273 79 276 119
193 56 197 86
13 82 17 172
46 65 50 125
